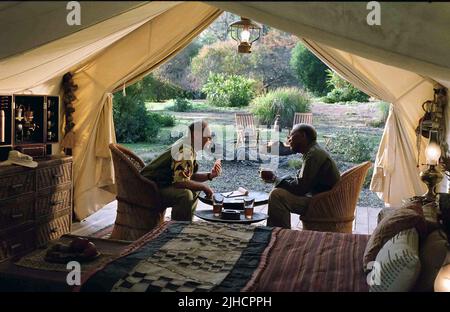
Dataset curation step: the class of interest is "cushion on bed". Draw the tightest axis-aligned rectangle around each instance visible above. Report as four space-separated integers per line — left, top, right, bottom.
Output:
413 230 448 292
369 228 421 292
363 207 426 271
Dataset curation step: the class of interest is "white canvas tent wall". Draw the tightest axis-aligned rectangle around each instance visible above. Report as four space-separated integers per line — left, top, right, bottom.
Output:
1 2 449 219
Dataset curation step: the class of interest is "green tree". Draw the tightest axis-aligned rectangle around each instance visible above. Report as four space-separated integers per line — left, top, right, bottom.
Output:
113 80 160 143
323 69 370 103
143 74 190 102
251 29 297 91
202 73 257 107
191 40 255 89
290 42 331 96
153 39 202 93
197 12 240 45
191 30 298 92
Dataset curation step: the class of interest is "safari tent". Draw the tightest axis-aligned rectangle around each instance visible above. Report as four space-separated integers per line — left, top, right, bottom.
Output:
0 1 450 291
1 1 449 220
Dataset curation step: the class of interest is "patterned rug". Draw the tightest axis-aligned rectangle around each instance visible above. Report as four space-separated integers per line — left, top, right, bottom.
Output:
80 221 273 292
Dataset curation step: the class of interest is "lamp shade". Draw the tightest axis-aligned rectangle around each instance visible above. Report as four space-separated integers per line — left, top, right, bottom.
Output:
425 142 441 165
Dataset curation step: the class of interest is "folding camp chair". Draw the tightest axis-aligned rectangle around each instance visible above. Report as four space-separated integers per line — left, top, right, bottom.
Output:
235 113 259 147
293 112 313 127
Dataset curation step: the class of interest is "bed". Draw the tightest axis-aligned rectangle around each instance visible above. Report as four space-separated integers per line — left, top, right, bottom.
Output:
79 221 370 292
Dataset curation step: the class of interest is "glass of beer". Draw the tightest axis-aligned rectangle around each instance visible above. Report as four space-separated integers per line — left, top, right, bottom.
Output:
243 196 255 219
212 194 224 217
259 167 275 182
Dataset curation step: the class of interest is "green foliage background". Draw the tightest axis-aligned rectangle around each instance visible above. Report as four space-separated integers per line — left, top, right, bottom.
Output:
251 87 311 128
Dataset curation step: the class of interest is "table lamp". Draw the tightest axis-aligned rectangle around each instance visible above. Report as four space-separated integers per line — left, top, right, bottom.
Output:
420 140 443 200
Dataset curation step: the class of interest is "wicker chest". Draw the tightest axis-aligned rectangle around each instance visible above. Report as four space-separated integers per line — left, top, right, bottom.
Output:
0 156 73 262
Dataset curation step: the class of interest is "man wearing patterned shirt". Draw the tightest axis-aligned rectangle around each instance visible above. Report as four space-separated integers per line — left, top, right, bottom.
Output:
261 124 340 228
141 120 221 221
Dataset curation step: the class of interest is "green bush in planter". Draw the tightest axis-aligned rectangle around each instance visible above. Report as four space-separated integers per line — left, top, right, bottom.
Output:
201 73 257 107
250 87 311 128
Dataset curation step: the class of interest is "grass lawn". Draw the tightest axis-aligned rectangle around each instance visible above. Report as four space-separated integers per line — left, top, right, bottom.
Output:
146 99 250 113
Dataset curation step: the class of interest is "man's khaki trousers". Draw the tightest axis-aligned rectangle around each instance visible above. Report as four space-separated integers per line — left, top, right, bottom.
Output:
266 188 310 229
159 186 199 221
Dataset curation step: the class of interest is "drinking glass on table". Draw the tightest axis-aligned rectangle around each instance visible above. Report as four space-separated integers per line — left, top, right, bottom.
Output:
212 194 224 217
243 196 255 219
259 167 276 183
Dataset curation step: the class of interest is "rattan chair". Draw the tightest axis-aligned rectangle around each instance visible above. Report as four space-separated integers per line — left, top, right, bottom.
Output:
300 161 372 233
109 143 166 241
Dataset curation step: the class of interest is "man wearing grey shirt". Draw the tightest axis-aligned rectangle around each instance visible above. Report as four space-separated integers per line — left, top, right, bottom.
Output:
261 124 340 228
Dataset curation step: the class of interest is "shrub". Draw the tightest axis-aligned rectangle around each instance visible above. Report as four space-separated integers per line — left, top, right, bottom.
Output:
191 31 297 92
202 73 257 107
251 87 311 128
366 101 390 128
113 90 161 143
329 130 377 163
191 41 255 88
167 98 193 112
363 166 374 189
149 113 175 127
378 101 390 123
322 70 370 103
290 42 331 96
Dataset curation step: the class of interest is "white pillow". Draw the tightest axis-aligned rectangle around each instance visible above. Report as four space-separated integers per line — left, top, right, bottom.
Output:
368 228 421 292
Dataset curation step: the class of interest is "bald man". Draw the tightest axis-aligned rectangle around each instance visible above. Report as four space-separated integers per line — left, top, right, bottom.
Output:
141 120 221 221
261 124 340 228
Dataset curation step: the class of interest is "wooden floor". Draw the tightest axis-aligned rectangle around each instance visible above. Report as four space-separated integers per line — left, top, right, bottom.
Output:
72 200 381 236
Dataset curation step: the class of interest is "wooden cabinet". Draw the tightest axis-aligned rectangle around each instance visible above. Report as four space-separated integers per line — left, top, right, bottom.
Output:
0 156 72 261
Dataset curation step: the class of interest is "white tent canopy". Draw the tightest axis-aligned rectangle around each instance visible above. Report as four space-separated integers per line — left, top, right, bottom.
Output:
0 1 449 218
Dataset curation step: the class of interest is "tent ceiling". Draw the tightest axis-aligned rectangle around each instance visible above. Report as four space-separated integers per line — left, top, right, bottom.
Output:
0 1 147 60
0 1 181 93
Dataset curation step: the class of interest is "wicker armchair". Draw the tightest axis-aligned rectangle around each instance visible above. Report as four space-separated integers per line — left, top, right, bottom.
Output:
109 143 166 241
300 161 372 233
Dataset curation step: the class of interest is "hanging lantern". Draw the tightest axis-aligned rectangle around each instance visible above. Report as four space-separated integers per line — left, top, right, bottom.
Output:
228 17 261 53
